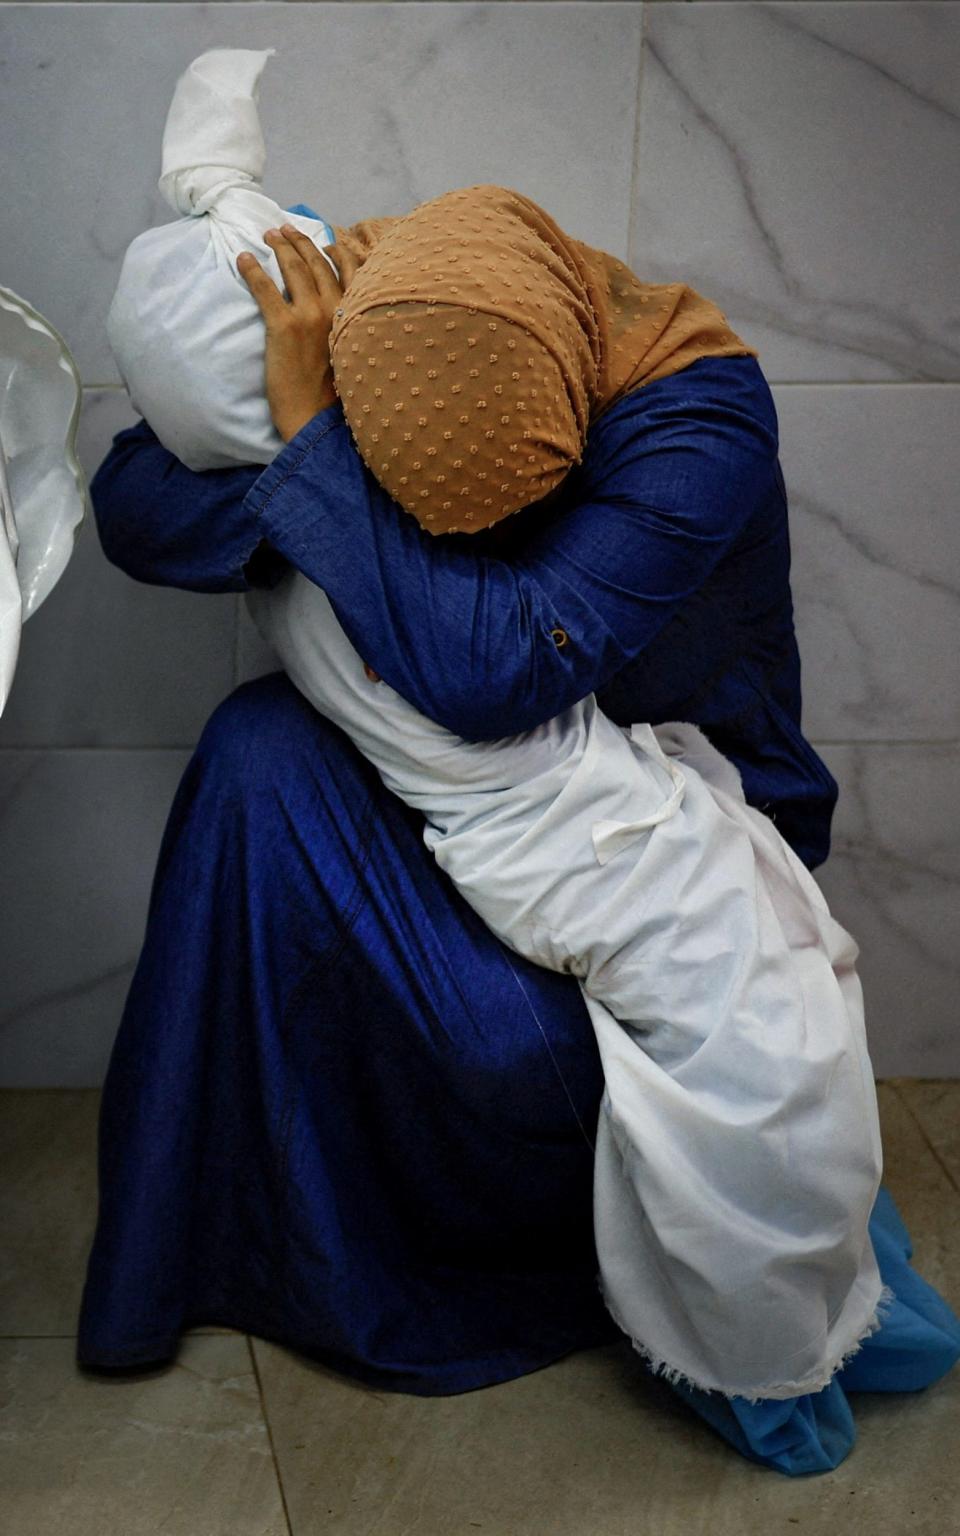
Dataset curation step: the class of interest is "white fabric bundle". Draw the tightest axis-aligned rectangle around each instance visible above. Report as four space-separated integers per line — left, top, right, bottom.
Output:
247 569 890 1402
106 47 337 470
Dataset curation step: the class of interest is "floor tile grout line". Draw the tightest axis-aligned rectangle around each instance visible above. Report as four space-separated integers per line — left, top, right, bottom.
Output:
247 1334 295 1536
0 1330 232 1340
0 1333 79 1340
887 1081 960 1201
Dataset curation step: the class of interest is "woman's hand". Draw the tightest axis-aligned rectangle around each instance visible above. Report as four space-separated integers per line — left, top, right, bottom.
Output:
237 225 359 444
239 227 380 678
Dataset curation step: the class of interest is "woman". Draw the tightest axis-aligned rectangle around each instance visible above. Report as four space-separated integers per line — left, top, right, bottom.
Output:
77 188 960 1476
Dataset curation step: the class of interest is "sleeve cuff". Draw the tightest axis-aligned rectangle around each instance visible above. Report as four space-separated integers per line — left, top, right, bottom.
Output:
243 400 346 528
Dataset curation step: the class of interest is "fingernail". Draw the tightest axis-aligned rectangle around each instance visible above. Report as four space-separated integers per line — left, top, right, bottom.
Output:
280 223 295 233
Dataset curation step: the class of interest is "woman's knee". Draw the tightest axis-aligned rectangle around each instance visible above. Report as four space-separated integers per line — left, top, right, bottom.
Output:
194 671 371 798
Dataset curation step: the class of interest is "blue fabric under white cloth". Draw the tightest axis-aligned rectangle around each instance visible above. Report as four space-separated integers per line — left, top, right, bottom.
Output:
248 568 889 1402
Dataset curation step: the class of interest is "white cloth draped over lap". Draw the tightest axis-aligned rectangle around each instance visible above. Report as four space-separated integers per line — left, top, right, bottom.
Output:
248 568 888 1402
581 726 888 1399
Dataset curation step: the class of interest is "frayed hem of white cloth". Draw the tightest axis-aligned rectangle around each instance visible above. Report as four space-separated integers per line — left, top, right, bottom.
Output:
596 1273 898 1403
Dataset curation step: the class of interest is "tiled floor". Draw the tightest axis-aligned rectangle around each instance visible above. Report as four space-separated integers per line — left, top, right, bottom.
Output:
1 1082 958 1534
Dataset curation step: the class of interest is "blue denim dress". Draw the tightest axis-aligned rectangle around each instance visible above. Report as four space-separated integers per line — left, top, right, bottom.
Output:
76 233 960 1472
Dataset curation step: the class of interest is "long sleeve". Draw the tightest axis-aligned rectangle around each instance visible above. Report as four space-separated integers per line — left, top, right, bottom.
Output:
244 356 781 740
90 416 288 593
89 197 337 594
90 356 780 741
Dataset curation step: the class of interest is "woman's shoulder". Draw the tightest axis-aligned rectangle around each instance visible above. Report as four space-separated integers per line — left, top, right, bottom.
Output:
585 354 778 467
569 354 780 533
444 355 779 560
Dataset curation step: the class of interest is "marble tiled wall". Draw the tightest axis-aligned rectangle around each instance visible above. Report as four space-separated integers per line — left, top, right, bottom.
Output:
1 2 957 1083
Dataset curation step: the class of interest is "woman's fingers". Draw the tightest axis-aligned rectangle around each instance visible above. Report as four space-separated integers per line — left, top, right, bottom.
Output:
238 228 339 317
274 226 361 294
265 229 323 309
275 225 343 297
238 228 340 441
326 241 362 290
236 251 286 321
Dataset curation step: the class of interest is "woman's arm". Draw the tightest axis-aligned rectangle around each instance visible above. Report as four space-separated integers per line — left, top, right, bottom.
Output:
91 356 777 739
243 356 780 739
90 416 288 593
90 218 359 593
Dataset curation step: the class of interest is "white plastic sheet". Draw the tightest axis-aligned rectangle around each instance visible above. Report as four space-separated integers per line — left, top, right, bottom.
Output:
0 286 87 714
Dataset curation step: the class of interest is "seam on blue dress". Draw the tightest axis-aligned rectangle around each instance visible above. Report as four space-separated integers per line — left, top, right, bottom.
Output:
250 417 344 523
742 674 838 792
275 781 382 1187
499 953 598 1155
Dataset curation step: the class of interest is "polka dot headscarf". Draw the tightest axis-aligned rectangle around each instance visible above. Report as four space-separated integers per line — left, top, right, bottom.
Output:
327 185 759 536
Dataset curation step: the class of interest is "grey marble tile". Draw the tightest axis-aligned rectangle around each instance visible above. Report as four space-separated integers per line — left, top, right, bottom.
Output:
633 3 960 381
773 383 960 742
813 742 960 1078
0 748 192 1087
1 2 640 386
0 1334 287 1535
0 390 238 747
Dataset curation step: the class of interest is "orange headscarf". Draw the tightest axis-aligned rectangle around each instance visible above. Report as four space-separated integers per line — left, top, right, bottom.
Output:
328 184 758 536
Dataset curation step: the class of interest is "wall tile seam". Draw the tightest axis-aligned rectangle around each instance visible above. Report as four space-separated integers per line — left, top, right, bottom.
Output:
810 739 960 750
626 2 647 276
767 381 960 390
80 381 960 394
0 745 200 755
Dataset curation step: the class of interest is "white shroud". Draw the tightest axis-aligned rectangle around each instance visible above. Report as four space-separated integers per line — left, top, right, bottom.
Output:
246 569 891 1402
